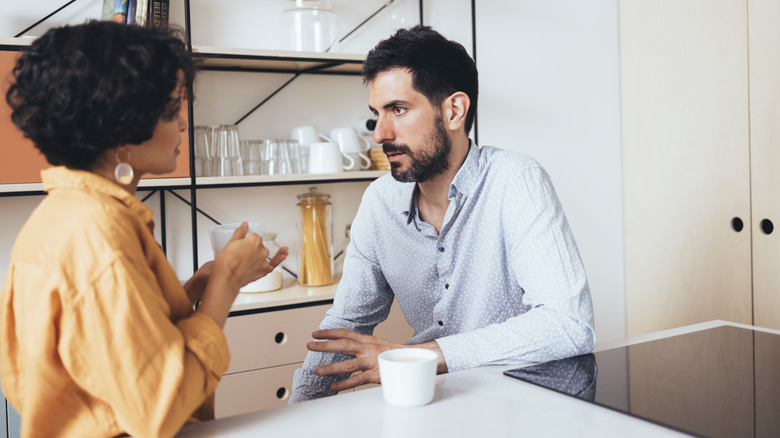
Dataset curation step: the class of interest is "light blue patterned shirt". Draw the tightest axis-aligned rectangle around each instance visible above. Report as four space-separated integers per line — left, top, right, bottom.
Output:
291 143 595 403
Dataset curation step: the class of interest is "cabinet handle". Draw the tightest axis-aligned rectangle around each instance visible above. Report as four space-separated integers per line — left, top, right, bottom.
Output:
274 332 286 344
276 387 289 400
731 217 744 232
760 219 774 235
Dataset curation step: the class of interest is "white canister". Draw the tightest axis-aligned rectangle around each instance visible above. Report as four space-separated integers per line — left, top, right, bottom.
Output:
282 0 338 53
240 231 285 293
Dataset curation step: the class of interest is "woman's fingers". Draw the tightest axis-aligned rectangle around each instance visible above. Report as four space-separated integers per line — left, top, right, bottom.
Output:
228 221 249 242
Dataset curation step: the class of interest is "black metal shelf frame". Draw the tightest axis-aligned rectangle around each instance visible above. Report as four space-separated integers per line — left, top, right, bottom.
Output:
2 0 431 274
180 0 424 272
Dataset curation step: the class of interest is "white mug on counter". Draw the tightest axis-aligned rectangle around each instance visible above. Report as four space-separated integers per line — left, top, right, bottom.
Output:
330 127 371 171
308 142 355 173
377 348 438 407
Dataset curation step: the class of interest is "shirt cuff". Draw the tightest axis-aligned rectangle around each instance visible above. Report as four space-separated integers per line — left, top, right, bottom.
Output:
434 334 471 372
177 312 231 379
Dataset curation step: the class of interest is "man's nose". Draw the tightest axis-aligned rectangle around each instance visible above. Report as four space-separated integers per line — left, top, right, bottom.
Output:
373 115 394 145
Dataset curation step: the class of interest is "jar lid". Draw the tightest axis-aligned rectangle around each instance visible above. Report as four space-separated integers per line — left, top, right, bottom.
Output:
297 186 331 201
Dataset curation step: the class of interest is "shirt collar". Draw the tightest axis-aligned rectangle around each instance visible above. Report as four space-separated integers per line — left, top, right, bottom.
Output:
449 140 481 199
41 166 155 229
400 140 482 225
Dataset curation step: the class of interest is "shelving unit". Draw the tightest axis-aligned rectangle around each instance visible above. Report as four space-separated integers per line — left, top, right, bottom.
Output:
0 38 386 270
0 2 423 421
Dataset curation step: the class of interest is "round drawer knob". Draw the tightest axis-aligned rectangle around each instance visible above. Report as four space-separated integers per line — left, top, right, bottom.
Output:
760 219 774 235
274 332 286 344
276 387 289 400
731 217 744 232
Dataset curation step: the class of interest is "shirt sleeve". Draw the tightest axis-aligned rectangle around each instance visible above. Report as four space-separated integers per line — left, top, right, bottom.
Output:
435 164 596 371
290 191 395 404
57 254 230 438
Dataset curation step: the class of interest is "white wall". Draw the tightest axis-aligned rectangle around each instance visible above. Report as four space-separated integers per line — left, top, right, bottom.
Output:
475 1 625 342
0 0 626 342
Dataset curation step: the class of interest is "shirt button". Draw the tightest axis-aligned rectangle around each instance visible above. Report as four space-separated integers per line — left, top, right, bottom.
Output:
444 283 449 289
438 247 445 252
438 320 444 326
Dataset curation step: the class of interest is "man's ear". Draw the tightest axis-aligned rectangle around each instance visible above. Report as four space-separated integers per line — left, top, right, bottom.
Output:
441 91 470 132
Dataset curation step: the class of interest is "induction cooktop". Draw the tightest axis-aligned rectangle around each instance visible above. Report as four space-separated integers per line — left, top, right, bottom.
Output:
504 325 780 438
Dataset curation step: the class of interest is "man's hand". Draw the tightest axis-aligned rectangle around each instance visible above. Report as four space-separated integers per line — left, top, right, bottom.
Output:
307 329 446 393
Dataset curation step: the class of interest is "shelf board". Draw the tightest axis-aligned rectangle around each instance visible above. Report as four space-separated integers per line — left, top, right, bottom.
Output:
0 172 387 195
192 45 365 74
1 41 365 74
0 177 190 196
194 170 387 188
229 275 340 313
0 182 44 196
138 177 192 189
0 37 33 50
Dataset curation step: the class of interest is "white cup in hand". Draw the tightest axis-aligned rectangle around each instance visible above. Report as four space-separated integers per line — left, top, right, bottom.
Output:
209 222 263 257
377 348 438 407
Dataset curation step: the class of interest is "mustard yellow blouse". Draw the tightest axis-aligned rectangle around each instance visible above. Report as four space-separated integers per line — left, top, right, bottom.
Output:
0 167 230 438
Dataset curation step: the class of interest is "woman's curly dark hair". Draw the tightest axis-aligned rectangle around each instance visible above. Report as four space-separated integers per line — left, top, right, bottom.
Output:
5 20 195 170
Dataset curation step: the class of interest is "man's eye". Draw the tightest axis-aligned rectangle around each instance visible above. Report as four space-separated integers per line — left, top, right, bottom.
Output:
393 107 406 115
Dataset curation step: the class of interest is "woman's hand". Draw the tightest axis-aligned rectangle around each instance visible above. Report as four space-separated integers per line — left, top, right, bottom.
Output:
197 222 289 327
182 261 214 304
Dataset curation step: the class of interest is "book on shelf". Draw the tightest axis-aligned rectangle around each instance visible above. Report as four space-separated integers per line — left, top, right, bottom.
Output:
126 0 137 25
151 0 170 29
135 0 149 27
101 0 159 28
101 0 114 21
111 0 129 24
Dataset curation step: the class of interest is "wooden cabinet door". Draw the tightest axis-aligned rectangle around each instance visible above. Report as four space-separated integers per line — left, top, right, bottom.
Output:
620 0 753 336
223 305 330 375
215 363 300 418
0 49 49 185
748 0 780 330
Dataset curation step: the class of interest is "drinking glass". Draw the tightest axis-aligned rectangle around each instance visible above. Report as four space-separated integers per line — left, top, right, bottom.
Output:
287 140 303 174
214 125 243 176
263 139 293 175
241 140 263 176
193 126 214 177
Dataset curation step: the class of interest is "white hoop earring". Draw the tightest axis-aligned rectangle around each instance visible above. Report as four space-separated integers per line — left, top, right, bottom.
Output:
114 149 134 185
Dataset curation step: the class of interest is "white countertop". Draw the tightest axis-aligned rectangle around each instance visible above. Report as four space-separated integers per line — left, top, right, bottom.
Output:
178 321 772 437
229 276 339 313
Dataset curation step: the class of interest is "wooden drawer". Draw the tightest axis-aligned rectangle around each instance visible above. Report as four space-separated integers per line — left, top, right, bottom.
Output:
215 363 299 418
223 304 330 374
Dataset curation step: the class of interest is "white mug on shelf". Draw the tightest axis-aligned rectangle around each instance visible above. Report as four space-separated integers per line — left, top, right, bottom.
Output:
329 127 371 171
290 125 331 146
308 142 355 173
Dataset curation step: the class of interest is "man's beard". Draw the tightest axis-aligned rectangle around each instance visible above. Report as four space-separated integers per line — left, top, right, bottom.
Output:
383 115 451 183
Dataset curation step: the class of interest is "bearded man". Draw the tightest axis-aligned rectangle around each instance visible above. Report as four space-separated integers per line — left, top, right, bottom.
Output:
291 25 595 403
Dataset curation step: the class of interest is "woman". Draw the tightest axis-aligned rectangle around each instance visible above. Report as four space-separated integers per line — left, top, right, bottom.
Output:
0 21 287 438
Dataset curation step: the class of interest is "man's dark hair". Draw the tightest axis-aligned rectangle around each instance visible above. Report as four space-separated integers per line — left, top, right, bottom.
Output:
363 24 478 133
5 20 195 170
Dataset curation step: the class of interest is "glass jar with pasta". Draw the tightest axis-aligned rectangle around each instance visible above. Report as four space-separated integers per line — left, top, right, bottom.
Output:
297 187 334 286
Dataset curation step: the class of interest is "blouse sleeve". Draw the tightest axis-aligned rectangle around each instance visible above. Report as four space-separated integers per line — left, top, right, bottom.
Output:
57 254 230 438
